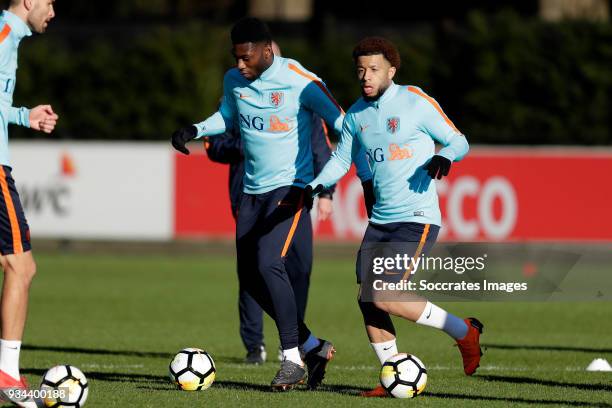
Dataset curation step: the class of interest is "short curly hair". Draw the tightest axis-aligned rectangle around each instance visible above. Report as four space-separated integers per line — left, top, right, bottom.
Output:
231 17 272 45
352 37 401 70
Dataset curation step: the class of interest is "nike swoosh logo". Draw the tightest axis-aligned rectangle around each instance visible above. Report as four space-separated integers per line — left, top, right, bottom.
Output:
383 346 392 351
239 94 251 99
425 306 432 319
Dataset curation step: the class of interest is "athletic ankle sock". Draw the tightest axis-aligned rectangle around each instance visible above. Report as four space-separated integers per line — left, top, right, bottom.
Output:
0 339 21 380
301 334 321 354
416 302 468 340
370 339 398 365
282 347 303 365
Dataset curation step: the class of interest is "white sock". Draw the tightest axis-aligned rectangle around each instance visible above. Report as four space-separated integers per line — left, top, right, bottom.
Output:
370 339 398 365
416 302 468 340
282 347 303 366
0 339 21 380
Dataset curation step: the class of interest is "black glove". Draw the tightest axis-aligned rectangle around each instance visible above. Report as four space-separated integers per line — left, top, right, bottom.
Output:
425 155 452 180
303 184 324 210
171 125 198 155
361 179 375 218
317 190 333 200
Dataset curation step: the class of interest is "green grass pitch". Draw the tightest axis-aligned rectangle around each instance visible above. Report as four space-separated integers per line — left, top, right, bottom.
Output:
6 250 611 407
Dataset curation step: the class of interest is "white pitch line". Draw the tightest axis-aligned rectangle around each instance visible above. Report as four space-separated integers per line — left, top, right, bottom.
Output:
79 364 145 369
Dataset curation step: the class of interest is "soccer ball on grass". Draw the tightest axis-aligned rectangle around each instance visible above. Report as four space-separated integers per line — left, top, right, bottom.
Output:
169 348 216 391
40 365 89 407
380 353 427 398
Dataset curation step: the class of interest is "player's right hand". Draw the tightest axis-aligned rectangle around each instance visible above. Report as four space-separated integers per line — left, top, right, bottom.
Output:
30 105 59 134
303 184 324 210
171 125 198 155
425 155 452 180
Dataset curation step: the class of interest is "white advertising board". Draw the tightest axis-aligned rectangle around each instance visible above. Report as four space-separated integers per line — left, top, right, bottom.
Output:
10 142 173 240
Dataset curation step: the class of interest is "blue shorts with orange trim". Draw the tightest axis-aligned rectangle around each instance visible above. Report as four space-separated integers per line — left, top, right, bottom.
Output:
0 166 31 255
356 221 440 285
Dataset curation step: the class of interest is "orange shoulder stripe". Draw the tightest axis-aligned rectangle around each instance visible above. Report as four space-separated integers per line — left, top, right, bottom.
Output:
0 24 11 44
288 63 344 114
407 86 460 134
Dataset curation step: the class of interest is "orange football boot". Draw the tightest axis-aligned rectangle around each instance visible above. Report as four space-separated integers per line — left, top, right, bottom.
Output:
0 370 35 407
0 370 28 390
456 317 484 375
360 384 389 397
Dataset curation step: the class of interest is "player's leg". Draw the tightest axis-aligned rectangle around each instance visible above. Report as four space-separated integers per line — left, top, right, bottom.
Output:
278 211 311 362
285 210 312 321
258 186 335 390
236 188 309 389
356 298 397 398
373 300 469 340
354 223 398 397
234 198 266 364
369 223 483 379
284 205 334 389
255 189 300 352
236 193 280 324
374 298 483 376
359 299 396 360
0 166 35 394
249 187 305 390
0 252 36 377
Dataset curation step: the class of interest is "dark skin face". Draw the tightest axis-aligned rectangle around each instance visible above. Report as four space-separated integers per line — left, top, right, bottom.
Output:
231 42 274 80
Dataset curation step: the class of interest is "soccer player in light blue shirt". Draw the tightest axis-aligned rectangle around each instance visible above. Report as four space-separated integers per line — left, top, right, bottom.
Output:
170 18 371 390
0 0 58 403
308 37 484 397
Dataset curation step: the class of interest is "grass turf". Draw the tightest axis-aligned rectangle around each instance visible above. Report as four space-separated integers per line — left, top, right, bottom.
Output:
5 251 611 407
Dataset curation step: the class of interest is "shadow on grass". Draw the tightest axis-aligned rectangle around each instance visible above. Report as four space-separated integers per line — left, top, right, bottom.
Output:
479 374 612 392
483 343 612 354
23 367 369 396
215 381 369 395
22 344 173 359
22 368 367 394
137 381 371 395
19 369 612 406
22 368 168 384
22 344 254 366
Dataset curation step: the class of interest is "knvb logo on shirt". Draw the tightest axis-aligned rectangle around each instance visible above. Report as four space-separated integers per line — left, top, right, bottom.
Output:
389 143 413 160
270 91 284 108
386 117 400 134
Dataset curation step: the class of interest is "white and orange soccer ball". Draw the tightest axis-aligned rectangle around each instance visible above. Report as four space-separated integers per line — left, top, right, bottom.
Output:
169 348 216 391
379 353 427 398
40 365 89 407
